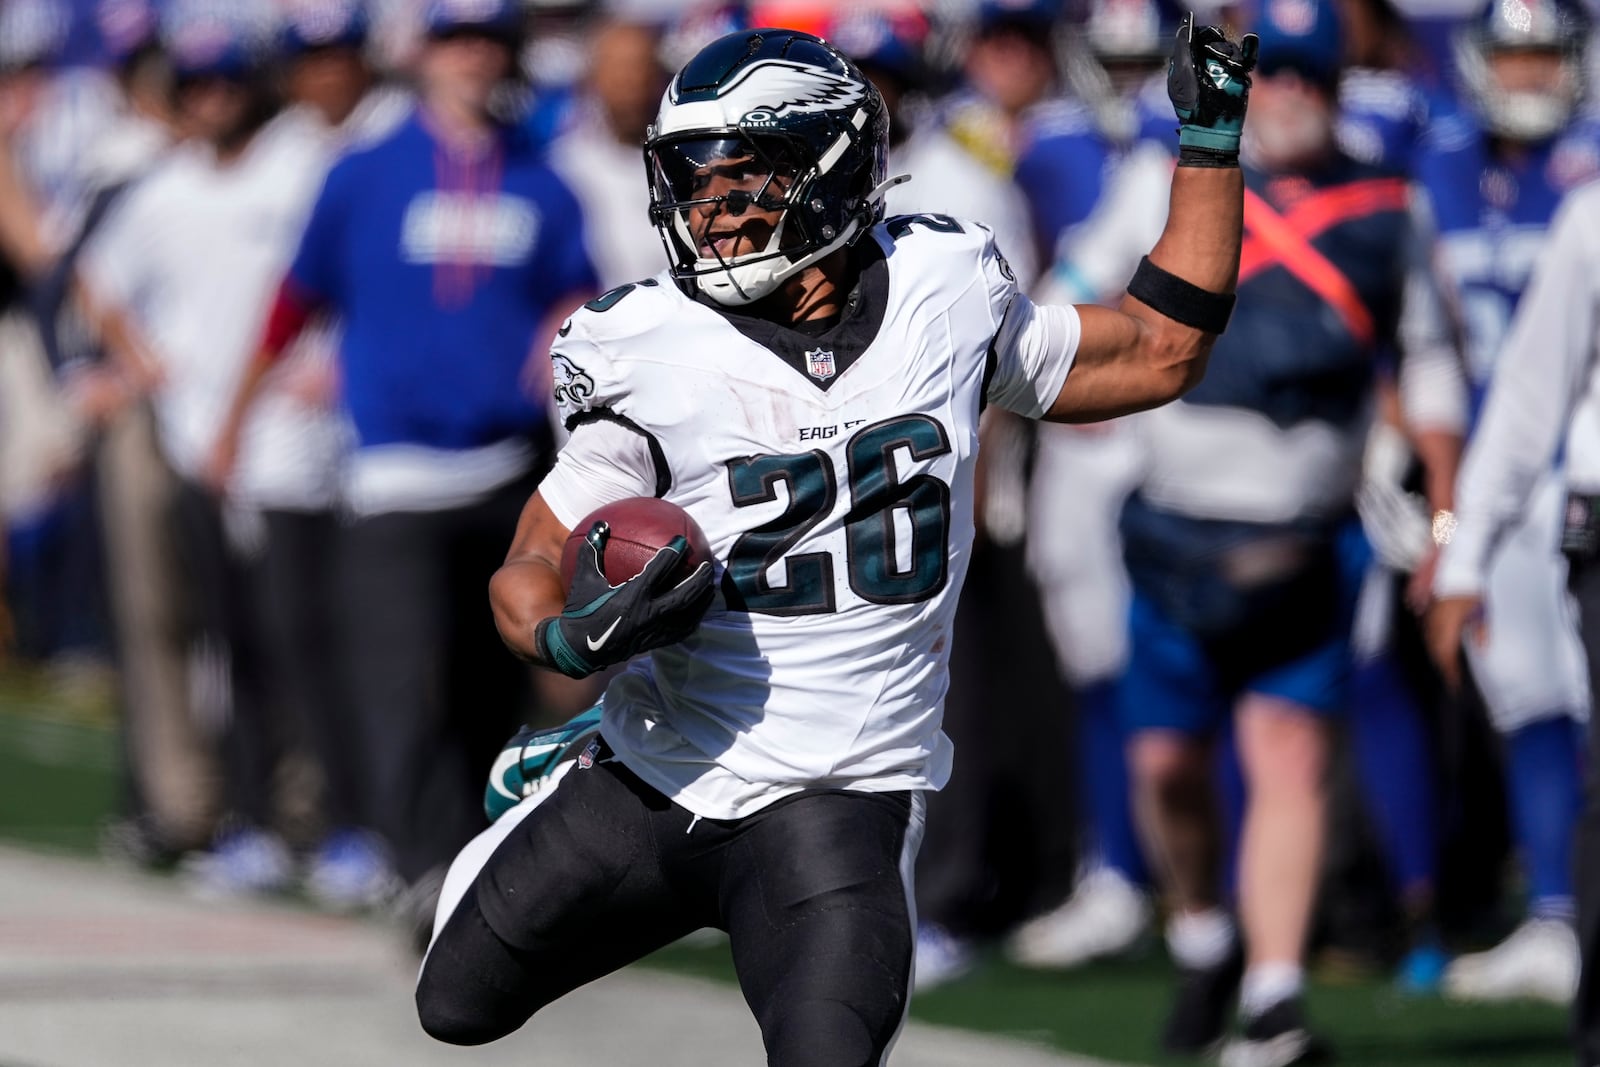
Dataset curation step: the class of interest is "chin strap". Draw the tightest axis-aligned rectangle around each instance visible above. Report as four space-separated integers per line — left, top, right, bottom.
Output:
694 174 913 307
865 173 911 204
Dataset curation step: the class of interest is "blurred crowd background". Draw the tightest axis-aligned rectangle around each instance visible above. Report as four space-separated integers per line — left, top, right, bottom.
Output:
0 0 1596 1058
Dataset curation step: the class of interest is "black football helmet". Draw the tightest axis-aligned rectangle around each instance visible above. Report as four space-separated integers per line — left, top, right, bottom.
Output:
644 28 894 306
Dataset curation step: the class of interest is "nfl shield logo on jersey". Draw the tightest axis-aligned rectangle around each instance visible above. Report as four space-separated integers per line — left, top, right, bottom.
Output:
805 348 836 381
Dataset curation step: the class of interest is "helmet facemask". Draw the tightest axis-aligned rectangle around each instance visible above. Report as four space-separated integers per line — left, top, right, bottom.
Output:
647 124 888 306
643 30 894 308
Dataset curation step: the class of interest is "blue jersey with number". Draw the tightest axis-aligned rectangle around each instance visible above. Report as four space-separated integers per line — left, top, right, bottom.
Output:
288 110 598 450
1015 80 1176 264
1338 67 1430 174
1415 105 1600 424
1014 101 1119 263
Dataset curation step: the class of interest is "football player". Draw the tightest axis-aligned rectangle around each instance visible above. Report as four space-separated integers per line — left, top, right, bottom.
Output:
415 21 1256 1062
1424 0 1600 1006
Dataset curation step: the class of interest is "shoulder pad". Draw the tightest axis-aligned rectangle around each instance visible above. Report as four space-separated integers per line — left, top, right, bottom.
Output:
549 275 681 427
1339 69 1421 118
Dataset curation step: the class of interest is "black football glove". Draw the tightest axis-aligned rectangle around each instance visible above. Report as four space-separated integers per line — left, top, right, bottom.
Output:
1167 12 1259 165
535 521 716 679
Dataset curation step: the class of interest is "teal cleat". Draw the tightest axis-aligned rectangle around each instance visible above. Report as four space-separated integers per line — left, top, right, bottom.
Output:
483 704 605 823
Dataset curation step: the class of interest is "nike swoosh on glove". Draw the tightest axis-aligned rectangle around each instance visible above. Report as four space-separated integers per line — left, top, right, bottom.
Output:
1168 11 1259 165
536 520 716 679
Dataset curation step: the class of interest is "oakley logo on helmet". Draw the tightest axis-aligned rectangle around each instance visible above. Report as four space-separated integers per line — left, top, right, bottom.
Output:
708 60 868 126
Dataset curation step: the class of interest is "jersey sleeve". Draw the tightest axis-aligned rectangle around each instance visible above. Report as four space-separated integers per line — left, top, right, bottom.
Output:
1434 184 1600 597
548 306 625 429
979 225 1082 419
539 415 663 529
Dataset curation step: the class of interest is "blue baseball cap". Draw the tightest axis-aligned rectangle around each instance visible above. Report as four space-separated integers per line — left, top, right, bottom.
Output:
1250 0 1343 87
163 0 277 80
424 0 523 40
282 0 368 55
96 0 159 62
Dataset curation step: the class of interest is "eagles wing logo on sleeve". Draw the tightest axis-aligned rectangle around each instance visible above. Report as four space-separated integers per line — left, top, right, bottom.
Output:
719 60 868 127
551 354 596 414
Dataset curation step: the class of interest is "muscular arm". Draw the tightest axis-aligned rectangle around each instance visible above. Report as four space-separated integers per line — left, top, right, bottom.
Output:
1045 163 1241 423
489 492 573 665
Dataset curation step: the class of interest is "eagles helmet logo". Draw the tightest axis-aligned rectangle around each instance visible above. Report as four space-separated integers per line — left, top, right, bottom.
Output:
712 60 868 126
551 353 596 413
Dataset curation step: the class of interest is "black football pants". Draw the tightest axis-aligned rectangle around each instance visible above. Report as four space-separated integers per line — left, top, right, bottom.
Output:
1570 557 1600 1067
416 747 924 1066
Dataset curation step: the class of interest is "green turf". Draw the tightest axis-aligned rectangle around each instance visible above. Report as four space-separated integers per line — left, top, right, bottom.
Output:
0 670 1576 1067
0 693 117 852
645 940 1572 1067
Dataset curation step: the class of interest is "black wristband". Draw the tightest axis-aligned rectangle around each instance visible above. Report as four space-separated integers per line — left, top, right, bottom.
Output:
1177 144 1240 168
1126 256 1235 334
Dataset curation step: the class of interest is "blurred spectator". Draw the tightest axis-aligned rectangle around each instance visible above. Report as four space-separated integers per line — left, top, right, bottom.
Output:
44 0 207 865
886 0 1050 285
209 0 599 931
1419 172 1600 1067
1422 0 1600 1006
1110 0 1428 1059
1017 0 1174 264
1002 0 1173 975
0 0 69 279
1329 0 1447 994
80 0 356 895
1334 0 1431 171
280 0 409 141
547 16 669 289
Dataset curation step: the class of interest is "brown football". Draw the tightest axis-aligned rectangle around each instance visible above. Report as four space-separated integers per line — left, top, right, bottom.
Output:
560 497 714 589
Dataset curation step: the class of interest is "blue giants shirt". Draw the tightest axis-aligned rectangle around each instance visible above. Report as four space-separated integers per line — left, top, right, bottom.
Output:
1415 105 1600 423
289 110 598 450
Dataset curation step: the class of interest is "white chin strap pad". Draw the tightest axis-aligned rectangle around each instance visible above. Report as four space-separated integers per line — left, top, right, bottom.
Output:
692 177 906 307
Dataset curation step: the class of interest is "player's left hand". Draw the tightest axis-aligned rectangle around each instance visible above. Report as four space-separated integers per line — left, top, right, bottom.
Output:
1425 593 1485 692
1167 12 1259 163
536 521 716 679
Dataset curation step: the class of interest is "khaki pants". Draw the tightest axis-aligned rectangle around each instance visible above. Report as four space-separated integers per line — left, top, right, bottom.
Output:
97 404 217 848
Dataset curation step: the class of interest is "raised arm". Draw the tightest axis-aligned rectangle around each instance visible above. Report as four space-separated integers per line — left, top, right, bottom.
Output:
1045 16 1255 423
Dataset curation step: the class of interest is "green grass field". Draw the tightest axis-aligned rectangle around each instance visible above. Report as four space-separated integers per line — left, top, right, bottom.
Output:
0 671 1573 1067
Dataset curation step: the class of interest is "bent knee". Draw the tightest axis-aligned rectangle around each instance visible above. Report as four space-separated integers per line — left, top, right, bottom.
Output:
415 971 517 1046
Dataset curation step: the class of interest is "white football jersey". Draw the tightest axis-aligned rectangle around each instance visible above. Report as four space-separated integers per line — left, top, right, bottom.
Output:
538 216 1079 819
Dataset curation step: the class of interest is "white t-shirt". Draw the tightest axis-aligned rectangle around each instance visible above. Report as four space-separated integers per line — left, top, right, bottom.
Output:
82 110 345 508
888 127 1041 290
548 110 667 291
537 216 1079 819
